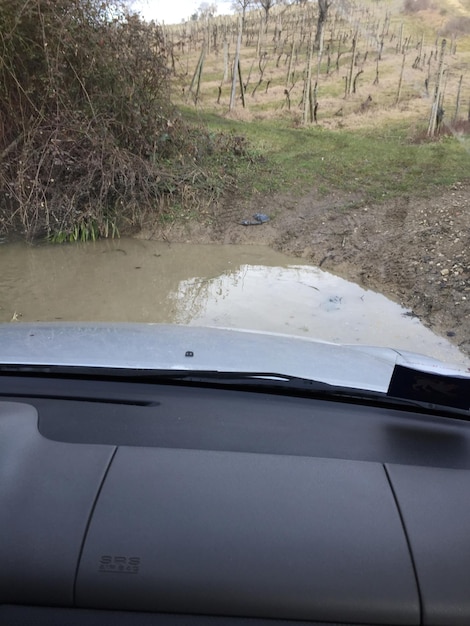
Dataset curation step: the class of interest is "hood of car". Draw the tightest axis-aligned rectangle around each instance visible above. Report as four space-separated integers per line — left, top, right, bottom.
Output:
1 323 469 393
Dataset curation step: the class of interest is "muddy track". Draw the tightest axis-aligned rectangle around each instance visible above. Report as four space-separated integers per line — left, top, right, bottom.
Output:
147 182 470 358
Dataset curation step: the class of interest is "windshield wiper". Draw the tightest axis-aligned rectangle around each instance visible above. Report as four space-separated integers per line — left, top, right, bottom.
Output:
0 365 337 392
1 364 469 418
155 369 470 417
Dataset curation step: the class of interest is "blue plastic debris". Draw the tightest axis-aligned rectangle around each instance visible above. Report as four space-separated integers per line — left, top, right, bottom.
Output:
253 213 270 223
240 213 270 226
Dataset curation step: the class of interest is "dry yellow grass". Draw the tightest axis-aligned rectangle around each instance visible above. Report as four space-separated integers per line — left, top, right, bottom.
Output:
166 0 470 132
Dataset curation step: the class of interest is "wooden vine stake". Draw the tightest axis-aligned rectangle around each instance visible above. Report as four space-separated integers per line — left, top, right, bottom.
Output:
395 52 406 106
303 34 314 125
286 39 295 87
189 48 205 104
313 8 326 118
229 17 243 111
238 59 246 108
427 39 446 137
453 74 463 123
347 33 357 96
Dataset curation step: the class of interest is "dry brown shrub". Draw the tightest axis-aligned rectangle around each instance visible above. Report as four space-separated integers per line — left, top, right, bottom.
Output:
0 0 250 240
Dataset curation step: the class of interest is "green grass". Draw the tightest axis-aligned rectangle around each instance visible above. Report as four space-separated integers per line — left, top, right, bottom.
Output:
179 107 470 201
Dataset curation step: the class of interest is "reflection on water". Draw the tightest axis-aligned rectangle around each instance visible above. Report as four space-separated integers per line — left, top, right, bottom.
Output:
0 237 467 365
172 264 468 365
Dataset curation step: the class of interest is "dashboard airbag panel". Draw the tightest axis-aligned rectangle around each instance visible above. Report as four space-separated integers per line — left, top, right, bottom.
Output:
76 447 419 624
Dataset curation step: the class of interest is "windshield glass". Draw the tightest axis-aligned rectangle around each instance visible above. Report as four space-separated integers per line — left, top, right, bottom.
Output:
1 0 470 374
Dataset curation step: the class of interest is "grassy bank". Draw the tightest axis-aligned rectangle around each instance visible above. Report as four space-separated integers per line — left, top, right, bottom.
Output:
182 107 470 204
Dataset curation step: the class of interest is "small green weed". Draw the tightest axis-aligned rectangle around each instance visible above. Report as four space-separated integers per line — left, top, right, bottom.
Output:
48 218 119 244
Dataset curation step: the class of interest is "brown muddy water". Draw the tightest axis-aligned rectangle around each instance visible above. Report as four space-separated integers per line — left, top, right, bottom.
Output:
0 237 468 366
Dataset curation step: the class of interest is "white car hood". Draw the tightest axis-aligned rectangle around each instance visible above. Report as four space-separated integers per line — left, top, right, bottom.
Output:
0 323 469 393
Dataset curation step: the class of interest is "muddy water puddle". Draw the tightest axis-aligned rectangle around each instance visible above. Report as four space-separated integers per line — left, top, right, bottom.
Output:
0 237 467 366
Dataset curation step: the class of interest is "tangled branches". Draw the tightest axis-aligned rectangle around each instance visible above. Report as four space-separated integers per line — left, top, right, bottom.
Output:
0 0 241 240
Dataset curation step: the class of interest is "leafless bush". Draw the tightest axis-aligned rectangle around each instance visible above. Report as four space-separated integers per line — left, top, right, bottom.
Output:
0 0 246 240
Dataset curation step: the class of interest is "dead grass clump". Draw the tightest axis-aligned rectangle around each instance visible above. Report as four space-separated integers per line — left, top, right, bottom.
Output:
440 119 470 136
409 119 470 142
403 0 435 13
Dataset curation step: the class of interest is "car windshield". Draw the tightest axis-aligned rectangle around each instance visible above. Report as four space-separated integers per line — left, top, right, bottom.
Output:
1 0 470 375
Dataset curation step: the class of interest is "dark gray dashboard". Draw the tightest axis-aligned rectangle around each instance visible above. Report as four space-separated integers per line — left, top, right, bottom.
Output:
1 375 470 626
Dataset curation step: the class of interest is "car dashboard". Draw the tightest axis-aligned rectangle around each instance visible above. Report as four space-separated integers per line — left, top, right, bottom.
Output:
1 368 470 626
